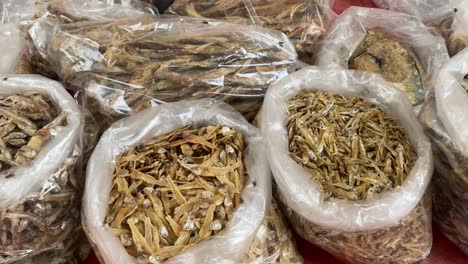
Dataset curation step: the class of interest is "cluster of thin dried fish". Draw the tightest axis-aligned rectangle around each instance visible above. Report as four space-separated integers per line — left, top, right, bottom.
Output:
242 199 302 264
287 91 417 201
0 93 64 171
419 96 468 254
276 190 432 264
349 30 426 106
44 18 294 125
106 125 247 263
169 0 326 62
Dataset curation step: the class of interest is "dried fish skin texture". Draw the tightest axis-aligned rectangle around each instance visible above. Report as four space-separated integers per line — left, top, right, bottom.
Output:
349 30 425 106
169 0 329 63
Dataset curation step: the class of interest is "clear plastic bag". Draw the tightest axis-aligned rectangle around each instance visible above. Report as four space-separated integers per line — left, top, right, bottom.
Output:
31 16 296 126
419 48 468 254
315 6 449 109
261 66 434 263
83 99 271 264
168 0 333 63
0 75 88 263
0 24 30 74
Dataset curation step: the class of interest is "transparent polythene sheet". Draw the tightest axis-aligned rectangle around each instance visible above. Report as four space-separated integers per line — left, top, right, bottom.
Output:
84 99 270 264
0 74 81 209
0 24 27 74
315 6 449 94
0 0 36 23
434 48 468 156
260 66 433 232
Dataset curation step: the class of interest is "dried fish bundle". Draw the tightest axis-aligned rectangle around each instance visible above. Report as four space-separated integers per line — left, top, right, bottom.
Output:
316 7 448 109
261 67 433 264
33 16 295 125
0 75 87 263
84 99 270 264
169 0 330 63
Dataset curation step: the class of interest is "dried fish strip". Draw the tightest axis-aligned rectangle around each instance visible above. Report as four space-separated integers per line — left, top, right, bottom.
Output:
169 0 327 62
287 91 417 201
39 17 295 125
242 199 302 264
106 125 247 263
349 30 426 106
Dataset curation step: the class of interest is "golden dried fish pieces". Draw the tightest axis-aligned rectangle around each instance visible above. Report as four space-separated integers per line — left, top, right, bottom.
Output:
106 125 247 263
169 0 328 63
349 30 425 106
287 90 417 201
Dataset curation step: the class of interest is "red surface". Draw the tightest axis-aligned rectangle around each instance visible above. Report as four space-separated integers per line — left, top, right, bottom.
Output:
84 1 468 263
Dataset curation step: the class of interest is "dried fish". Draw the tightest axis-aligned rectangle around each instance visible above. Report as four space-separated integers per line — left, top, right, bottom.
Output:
349 30 426 106
287 91 417 201
168 0 327 63
106 125 247 263
419 95 468 254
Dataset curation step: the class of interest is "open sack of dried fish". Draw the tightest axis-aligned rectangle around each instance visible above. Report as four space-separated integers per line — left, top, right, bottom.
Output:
168 0 332 63
260 66 434 264
83 99 288 264
31 16 295 125
419 48 468 254
315 7 449 110
0 75 88 263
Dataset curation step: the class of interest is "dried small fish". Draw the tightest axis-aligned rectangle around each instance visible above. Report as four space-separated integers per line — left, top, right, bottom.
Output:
106 125 247 263
242 199 302 264
349 30 426 106
287 91 416 201
169 0 327 63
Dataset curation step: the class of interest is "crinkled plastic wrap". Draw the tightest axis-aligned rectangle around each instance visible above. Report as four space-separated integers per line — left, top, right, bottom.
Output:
419 49 468 254
261 67 434 263
168 0 332 63
315 7 449 109
0 24 30 74
84 99 272 264
0 75 88 263
31 16 296 125
0 0 36 24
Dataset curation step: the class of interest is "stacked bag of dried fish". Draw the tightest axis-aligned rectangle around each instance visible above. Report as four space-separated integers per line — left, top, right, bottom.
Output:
30 14 296 126
83 99 301 264
0 75 88 263
315 7 449 109
261 67 434 263
372 0 468 56
168 0 332 63
419 48 468 254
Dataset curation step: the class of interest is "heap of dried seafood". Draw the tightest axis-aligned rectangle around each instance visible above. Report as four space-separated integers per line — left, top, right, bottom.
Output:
242 199 302 264
169 0 327 62
349 30 426 106
420 95 468 254
287 91 417 201
39 17 294 125
106 125 247 263
0 93 86 263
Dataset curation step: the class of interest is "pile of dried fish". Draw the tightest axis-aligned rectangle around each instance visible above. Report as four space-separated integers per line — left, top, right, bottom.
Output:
287 91 417 201
349 30 426 106
0 93 85 263
242 199 302 264
420 95 468 254
169 0 327 62
40 17 295 125
106 125 247 263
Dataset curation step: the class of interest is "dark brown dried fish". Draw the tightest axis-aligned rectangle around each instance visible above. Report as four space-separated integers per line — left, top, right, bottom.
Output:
169 0 327 63
106 125 247 263
287 91 417 201
349 30 426 106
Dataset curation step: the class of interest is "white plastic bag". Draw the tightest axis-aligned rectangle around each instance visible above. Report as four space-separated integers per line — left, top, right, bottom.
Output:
261 66 433 263
315 6 449 109
0 24 28 74
83 99 270 264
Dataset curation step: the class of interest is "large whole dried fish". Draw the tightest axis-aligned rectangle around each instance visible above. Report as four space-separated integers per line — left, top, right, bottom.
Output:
169 0 327 63
106 125 247 263
349 30 426 106
38 17 295 125
287 91 417 200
